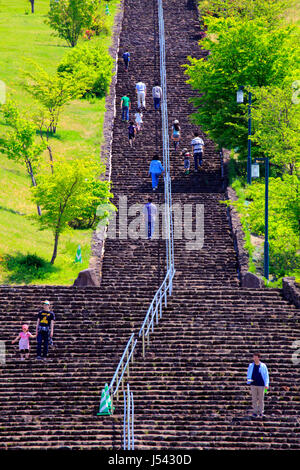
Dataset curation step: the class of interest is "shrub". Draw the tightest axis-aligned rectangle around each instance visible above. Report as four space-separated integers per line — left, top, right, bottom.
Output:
57 43 113 98
3 253 55 284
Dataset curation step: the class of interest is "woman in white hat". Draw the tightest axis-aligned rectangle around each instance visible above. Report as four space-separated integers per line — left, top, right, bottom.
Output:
171 119 181 152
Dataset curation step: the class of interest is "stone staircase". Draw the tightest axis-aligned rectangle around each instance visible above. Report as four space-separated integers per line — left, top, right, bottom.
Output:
0 0 299 450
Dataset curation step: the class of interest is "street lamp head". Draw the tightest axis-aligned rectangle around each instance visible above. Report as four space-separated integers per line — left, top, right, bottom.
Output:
236 85 244 104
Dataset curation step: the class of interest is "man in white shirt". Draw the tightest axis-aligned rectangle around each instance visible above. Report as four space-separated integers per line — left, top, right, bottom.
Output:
136 81 147 109
143 197 157 240
191 131 205 172
152 82 163 110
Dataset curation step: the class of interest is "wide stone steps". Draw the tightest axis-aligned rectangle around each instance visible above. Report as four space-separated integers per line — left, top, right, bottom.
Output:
1 0 299 451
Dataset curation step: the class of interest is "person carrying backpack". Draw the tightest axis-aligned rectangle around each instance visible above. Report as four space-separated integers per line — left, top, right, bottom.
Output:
171 119 181 152
123 51 130 71
152 82 163 110
128 121 136 147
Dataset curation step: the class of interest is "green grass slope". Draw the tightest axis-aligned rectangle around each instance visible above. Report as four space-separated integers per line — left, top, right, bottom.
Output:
0 0 119 285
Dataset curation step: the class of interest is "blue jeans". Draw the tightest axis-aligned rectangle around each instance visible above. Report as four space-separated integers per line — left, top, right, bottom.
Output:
122 106 129 121
37 329 49 357
153 97 161 110
194 152 203 170
151 172 161 189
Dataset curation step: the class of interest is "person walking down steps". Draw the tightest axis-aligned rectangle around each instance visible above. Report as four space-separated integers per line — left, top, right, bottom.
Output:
143 197 158 240
149 155 164 191
191 131 205 172
36 301 55 361
247 352 269 418
136 80 147 109
12 324 36 361
123 51 130 71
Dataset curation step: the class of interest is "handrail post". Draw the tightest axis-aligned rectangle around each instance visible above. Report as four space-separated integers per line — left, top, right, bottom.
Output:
123 390 126 449
131 341 134 364
142 330 145 357
116 374 119 402
131 391 134 450
127 384 130 450
126 350 129 378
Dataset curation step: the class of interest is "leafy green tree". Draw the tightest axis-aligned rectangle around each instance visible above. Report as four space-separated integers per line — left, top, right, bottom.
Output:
23 61 85 133
227 174 300 278
46 0 99 47
0 101 46 215
251 84 300 175
184 17 299 158
198 0 295 27
57 42 113 98
31 156 113 264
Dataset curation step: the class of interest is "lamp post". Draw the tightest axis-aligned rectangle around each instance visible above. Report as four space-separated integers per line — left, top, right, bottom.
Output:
237 86 252 185
252 157 269 280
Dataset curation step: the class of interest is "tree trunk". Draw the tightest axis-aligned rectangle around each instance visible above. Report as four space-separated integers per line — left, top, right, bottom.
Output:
51 231 60 265
47 145 54 174
26 159 42 216
29 0 34 13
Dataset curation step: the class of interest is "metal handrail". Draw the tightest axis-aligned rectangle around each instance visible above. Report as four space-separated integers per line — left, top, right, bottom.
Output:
123 383 134 450
103 0 175 415
108 334 137 406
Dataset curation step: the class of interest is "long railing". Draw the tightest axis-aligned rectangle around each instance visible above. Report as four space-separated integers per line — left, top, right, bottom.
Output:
123 383 134 450
101 0 175 418
108 334 137 410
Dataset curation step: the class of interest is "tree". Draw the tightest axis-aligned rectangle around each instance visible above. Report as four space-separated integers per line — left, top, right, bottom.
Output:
226 174 300 278
198 0 295 27
31 156 113 264
57 42 113 98
184 16 299 157
23 61 85 133
0 101 46 216
46 0 99 47
251 84 300 175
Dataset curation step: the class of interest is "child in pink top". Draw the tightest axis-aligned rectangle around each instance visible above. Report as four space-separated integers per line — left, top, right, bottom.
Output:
12 324 36 360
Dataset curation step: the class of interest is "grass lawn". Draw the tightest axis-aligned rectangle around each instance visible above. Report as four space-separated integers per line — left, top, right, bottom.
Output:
0 0 120 285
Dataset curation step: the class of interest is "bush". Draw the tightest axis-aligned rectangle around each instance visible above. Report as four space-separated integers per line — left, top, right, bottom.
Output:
57 43 113 98
3 253 56 284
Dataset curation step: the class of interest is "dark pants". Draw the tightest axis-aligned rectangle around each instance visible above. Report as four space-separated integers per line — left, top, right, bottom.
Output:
194 152 203 170
122 106 129 121
37 329 49 357
124 59 129 70
153 97 161 110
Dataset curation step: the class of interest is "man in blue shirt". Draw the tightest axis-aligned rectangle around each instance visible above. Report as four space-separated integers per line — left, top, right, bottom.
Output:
148 156 164 191
123 51 130 71
247 352 269 417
